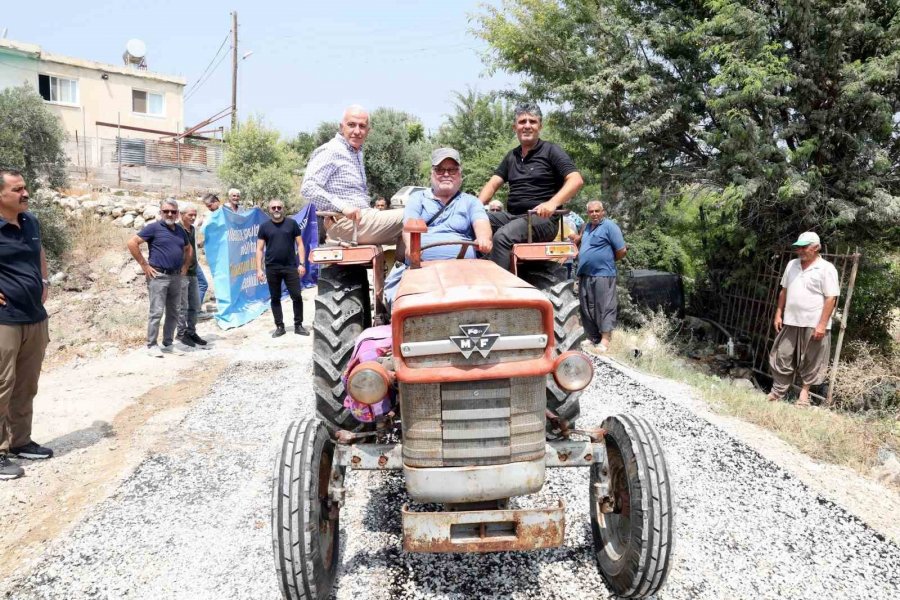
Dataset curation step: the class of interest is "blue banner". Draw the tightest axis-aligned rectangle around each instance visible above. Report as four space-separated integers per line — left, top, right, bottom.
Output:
292 204 319 288
203 207 271 329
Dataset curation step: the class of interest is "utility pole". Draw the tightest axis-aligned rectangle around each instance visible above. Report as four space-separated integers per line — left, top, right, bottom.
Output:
231 11 238 130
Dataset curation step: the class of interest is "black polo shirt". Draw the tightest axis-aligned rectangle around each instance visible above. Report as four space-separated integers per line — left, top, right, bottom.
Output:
0 211 47 325
258 218 302 268
495 139 578 215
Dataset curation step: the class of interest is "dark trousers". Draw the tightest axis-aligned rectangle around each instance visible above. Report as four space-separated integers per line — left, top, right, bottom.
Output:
266 266 303 328
486 212 560 271
579 275 618 342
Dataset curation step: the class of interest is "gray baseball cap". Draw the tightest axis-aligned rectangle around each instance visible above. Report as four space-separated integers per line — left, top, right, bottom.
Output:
431 147 461 166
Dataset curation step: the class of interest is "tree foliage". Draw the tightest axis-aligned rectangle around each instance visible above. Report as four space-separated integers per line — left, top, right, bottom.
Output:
219 116 300 206
363 108 429 199
0 85 68 189
477 0 900 348
435 90 517 198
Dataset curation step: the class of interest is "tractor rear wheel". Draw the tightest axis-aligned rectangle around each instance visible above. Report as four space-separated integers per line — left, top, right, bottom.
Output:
590 414 674 598
521 263 586 433
313 265 371 434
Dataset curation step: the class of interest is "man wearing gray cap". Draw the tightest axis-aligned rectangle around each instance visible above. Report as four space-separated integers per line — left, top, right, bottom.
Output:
382 148 492 305
768 231 840 406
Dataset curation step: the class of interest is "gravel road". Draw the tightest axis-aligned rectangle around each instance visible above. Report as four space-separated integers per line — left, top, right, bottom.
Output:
4 344 900 600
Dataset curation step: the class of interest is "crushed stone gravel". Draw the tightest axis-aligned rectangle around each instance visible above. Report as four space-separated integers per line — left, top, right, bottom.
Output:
5 351 900 600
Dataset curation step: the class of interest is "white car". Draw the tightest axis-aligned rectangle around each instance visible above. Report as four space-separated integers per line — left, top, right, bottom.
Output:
389 185 427 209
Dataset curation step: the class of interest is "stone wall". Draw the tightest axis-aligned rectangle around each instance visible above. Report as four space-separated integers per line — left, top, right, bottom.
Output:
39 189 206 230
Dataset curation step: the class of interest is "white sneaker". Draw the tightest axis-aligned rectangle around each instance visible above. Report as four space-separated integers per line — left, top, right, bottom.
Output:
160 344 185 356
147 345 164 358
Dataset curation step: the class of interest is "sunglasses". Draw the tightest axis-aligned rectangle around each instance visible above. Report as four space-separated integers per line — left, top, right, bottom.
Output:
433 167 460 175
161 209 178 215
270 206 284 211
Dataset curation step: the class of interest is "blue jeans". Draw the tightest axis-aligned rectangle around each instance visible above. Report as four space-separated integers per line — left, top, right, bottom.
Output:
197 268 208 303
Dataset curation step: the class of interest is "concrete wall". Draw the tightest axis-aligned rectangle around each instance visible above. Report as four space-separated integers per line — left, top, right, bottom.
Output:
38 57 185 140
0 48 38 90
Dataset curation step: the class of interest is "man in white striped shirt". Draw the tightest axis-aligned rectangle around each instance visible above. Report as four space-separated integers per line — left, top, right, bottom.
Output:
300 105 404 252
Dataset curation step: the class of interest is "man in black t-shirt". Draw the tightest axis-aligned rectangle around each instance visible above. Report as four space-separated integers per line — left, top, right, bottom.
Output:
256 200 308 337
0 169 53 478
478 103 584 271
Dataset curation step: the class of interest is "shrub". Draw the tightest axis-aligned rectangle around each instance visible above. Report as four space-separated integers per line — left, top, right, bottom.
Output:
0 85 68 189
219 116 300 206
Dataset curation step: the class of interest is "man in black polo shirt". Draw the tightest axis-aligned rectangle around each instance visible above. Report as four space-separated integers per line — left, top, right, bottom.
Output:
0 168 53 480
127 198 192 357
256 199 308 337
478 103 584 271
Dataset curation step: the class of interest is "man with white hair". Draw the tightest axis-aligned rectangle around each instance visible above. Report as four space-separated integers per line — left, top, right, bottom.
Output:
768 231 839 406
300 105 404 251
226 189 241 212
127 199 193 357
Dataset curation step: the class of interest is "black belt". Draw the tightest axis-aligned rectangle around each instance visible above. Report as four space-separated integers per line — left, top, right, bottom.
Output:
150 265 180 275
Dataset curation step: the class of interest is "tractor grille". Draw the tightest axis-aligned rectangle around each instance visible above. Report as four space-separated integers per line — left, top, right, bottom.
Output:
401 377 545 468
401 308 543 368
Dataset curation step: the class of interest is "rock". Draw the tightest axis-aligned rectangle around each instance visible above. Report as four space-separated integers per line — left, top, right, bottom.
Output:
133 217 146 230
111 207 124 218
732 378 756 390
49 272 66 285
872 453 900 487
121 214 135 228
142 205 160 220
119 263 142 285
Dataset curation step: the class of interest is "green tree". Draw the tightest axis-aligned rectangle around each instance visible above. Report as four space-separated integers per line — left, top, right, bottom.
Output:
219 116 301 206
363 108 429 199
435 90 518 198
0 85 68 189
477 0 900 347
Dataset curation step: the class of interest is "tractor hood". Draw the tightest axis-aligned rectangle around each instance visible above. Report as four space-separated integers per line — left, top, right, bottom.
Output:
393 259 546 308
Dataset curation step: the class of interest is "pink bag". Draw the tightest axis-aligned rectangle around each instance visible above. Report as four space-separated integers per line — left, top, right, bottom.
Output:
342 325 394 423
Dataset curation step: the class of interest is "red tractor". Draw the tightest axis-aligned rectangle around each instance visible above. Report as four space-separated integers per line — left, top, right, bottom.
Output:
272 212 674 599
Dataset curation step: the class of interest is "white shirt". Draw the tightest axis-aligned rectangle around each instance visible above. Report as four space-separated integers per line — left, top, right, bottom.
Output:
781 257 840 329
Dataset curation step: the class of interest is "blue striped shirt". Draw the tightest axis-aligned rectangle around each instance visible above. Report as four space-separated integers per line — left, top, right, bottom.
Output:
300 134 370 213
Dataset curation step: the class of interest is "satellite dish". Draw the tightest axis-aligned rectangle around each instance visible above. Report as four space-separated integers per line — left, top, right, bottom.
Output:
125 39 146 59
123 39 147 68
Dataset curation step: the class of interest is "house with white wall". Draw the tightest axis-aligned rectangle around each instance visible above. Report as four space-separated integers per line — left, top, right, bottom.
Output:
0 38 186 140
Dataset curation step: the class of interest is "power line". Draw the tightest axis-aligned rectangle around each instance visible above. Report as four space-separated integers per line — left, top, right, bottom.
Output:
184 29 232 96
184 49 230 103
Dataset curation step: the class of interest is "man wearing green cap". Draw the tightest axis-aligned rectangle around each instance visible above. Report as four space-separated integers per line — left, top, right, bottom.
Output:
768 231 840 406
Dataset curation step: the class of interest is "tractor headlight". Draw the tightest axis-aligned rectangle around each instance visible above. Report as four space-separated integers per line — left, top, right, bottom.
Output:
553 351 593 392
347 361 391 405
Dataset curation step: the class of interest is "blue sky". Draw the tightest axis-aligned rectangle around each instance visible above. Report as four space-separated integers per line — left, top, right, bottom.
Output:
6 0 518 138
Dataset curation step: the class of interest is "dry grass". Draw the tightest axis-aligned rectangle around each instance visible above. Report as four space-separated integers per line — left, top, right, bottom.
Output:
45 217 147 366
609 314 900 480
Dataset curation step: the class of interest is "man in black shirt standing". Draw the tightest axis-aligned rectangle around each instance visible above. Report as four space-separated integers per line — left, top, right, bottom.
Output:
256 200 308 337
0 168 53 480
478 103 584 271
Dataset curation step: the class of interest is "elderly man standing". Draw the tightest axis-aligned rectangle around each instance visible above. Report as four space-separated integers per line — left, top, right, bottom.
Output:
383 148 492 306
127 199 192 357
768 232 839 406
571 200 626 354
300 105 404 251
225 188 241 212
478 103 584 270
175 204 206 348
0 169 53 479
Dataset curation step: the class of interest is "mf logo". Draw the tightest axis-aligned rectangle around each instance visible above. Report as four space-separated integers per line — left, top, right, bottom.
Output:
449 323 500 359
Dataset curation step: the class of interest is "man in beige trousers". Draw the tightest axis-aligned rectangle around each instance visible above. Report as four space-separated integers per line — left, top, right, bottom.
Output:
0 169 53 480
768 232 839 406
300 105 404 254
